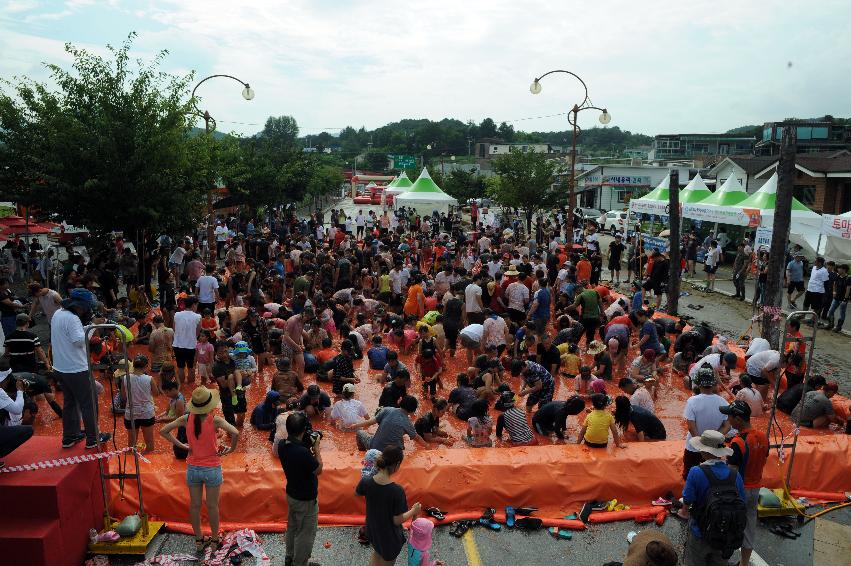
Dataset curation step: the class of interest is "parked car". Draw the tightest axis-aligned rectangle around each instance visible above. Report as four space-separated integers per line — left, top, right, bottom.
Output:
574 207 602 228
602 210 638 233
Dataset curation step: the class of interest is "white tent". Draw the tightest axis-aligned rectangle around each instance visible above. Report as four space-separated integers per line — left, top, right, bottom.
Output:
385 171 414 195
393 168 458 215
820 213 851 263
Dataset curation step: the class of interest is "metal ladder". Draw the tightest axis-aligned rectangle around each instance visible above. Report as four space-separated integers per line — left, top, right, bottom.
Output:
84 323 150 538
764 310 818 492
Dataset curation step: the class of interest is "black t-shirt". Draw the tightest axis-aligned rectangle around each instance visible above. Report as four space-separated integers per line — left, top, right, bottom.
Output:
537 344 561 372
777 383 804 414
378 382 407 408
448 386 476 416
212 358 237 384
533 396 585 436
595 353 613 380
4 329 40 372
355 477 407 560
609 242 625 262
298 391 332 411
834 274 849 302
331 354 355 394
277 439 319 501
444 298 463 323
0 289 17 317
630 406 666 439
414 411 439 437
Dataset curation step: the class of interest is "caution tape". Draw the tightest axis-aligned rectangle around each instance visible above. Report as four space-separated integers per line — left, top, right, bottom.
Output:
0 446 150 474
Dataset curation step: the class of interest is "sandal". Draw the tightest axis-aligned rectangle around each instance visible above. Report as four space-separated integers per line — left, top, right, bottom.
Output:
505 506 516 528
449 520 472 538
479 517 501 531
515 506 538 516
549 526 572 540
769 524 798 539
425 507 446 521
514 517 543 531
194 536 210 555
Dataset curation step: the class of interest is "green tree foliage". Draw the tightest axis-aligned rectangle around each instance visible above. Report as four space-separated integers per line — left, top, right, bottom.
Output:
362 150 389 171
0 33 206 237
442 169 487 203
488 150 564 231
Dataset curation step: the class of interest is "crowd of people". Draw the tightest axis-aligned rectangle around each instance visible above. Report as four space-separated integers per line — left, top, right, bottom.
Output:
0 202 848 566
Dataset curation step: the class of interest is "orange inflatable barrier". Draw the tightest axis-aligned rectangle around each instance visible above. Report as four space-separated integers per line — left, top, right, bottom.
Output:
790 490 850 503
586 505 668 525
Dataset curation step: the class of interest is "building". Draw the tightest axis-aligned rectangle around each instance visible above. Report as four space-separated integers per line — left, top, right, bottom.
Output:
572 164 695 211
755 120 851 156
648 133 755 161
709 151 851 214
475 138 568 159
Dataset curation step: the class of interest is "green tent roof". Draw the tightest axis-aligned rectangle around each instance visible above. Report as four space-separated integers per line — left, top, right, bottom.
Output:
635 175 670 202
408 168 444 193
698 174 748 207
679 174 712 204
737 173 813 212
391 171 413 188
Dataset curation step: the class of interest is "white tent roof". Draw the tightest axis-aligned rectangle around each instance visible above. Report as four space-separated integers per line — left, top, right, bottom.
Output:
394 190 458 203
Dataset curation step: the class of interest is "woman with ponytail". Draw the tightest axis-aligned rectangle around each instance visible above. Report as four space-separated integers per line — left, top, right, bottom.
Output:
161 386 239 554
356 446 421 566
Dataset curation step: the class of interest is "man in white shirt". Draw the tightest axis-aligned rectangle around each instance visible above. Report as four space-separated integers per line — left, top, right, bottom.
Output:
355 210 365 240
482 311 509 355
804 257 829 317
478 234 492 254
52 289 111 449
214 222 229 259
330 383 370 429
703 239 720 291
688 352 739 387
745 349 781 401
172 297 202 386
464 274 484 324
505 273 530 324
486 256 502 279
459 323 484 365
195 265 220 314
433 265 454 297
682 367 731 479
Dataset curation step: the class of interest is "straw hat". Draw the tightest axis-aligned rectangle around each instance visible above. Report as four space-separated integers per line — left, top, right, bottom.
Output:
505 266 520 277
622 529 678 566
188 386 220 415
587 340 606 355
688 430 733 458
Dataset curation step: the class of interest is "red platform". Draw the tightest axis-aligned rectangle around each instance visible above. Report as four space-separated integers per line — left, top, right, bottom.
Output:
0 436 105 566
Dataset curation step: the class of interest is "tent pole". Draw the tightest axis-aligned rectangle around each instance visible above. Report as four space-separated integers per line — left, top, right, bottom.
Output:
816 232 823 256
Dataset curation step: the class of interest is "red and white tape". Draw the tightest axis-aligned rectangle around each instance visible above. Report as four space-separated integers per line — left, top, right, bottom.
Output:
133 529 270 566
0 446 149 474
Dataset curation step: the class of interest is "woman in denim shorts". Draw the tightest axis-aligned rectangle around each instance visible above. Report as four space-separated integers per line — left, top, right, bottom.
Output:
161 386 239 554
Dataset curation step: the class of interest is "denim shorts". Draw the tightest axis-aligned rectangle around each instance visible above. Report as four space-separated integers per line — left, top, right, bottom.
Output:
186 465 223 487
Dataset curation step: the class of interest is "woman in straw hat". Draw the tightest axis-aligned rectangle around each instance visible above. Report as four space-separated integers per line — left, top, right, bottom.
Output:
161 385 239 554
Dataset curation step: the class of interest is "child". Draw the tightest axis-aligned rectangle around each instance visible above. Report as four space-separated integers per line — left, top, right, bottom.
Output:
271 358 304 404
575 365 593 395
123 354 161 454
578 393 626 449
195 331 214 385
560 343 581 379
495 390 535 445
465 399 493 447
407 517 445 566
367 335 390 370
158 362 178 391
230 341 257 381
200 309 218 333
415 347 443 399
414 398 453 446
734 375 764 417
589 376 608 395
156 379 186 422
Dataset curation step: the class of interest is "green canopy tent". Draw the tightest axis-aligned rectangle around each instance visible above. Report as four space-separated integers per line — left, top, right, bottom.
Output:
679 173 712 204
682 173 748 224
628 174 670 215
385 171 413 195
394 168 458 215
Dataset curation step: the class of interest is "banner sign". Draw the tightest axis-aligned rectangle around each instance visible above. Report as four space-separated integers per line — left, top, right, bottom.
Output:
389 154 416 169
630 199 670 215
641 233 670 253
821 214 851 240
755 226 773 251
681 204 762 227
582 175 651 187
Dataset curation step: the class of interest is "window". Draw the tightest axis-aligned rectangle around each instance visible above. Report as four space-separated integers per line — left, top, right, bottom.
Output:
763 127 772 141
797 127 812 140
719 144 729 155
775 128 783 140
812 127 829 139
616 190 629 203
794 185 817 206
691 143 709 153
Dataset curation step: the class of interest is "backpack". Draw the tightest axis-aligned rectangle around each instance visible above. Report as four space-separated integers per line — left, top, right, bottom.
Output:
696 464 747 558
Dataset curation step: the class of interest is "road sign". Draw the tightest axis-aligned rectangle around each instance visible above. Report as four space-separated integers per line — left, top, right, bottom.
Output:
390 154 416 169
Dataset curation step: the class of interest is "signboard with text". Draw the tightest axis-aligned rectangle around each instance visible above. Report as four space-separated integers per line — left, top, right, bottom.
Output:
755 226 773 251
821 214 851 240
681 204 762 227
641 233 670 253
390 154 416 169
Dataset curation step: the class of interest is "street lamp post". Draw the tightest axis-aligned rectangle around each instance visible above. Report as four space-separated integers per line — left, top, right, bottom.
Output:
530 70 610 246
191 74 254 262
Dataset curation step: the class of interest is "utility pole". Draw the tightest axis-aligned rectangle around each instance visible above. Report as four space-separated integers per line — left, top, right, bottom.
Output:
667 169 681 315
761 125 797 349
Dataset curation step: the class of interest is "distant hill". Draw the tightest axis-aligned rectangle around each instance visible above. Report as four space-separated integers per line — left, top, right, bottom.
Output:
189 126 228 140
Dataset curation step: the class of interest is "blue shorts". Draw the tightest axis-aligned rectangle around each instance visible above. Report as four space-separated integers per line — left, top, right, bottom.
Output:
186 465 223 487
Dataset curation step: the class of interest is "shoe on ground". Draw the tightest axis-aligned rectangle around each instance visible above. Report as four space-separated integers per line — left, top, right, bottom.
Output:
62 433 86 448
85 433 111 449
652 497 672 506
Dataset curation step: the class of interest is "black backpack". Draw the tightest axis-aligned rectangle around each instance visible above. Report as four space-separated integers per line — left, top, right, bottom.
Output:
696 464 748 558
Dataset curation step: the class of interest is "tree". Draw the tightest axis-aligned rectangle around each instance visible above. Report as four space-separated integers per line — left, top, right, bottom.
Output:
479 117 498 138
259 115 299 156
761 126 797 349
497 121 516 142
442 168 486 203
488 150 563 232
362 150 389 171
0 33 206 239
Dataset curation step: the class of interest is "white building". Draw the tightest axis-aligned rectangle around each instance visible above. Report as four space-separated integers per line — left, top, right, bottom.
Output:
574 165 694 211
706 156 778 194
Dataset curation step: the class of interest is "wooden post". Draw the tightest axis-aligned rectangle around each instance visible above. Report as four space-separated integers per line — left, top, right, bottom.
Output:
667 170 681 315
761 126 797 349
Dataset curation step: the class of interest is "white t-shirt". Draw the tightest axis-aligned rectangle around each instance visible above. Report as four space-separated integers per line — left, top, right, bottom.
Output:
464 283 483 313
215 225 228 242
330 398 369 428
689 353 722 379
478 237 491 253
169 246 187 265
355 214 365 227
505 282 529 311
38 290 63 323
0 389 24 425
459 324 484 342
585 233 599 252
172 310 202 349
735 387 764 417
683 393 730 452
705 247 720 268
482 316 508 347
745 350 780 377
487 261 501 278
630 387 655 413
807 266 829 293
389 270 403 294
124 373 155 420
51 308 88 373
196 275 219 303
745 338 770 358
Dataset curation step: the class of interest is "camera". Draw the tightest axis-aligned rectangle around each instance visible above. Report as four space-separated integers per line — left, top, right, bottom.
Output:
309 430 323 444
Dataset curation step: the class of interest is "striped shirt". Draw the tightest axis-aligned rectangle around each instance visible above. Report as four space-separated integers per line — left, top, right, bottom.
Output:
4 330 40 372
496 407 534 444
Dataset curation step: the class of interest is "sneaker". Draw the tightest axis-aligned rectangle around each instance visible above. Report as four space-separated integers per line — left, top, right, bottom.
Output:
85 433 112 449
652 497 672 506
62 433 86 448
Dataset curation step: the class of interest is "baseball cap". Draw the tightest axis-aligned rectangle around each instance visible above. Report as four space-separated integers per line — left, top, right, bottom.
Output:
342 383 356 394
719 399 751 419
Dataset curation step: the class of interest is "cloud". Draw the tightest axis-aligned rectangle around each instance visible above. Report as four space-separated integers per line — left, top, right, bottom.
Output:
1 0 850 137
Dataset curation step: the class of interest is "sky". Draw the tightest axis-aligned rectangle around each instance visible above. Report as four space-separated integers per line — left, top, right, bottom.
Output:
1 0 850 139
